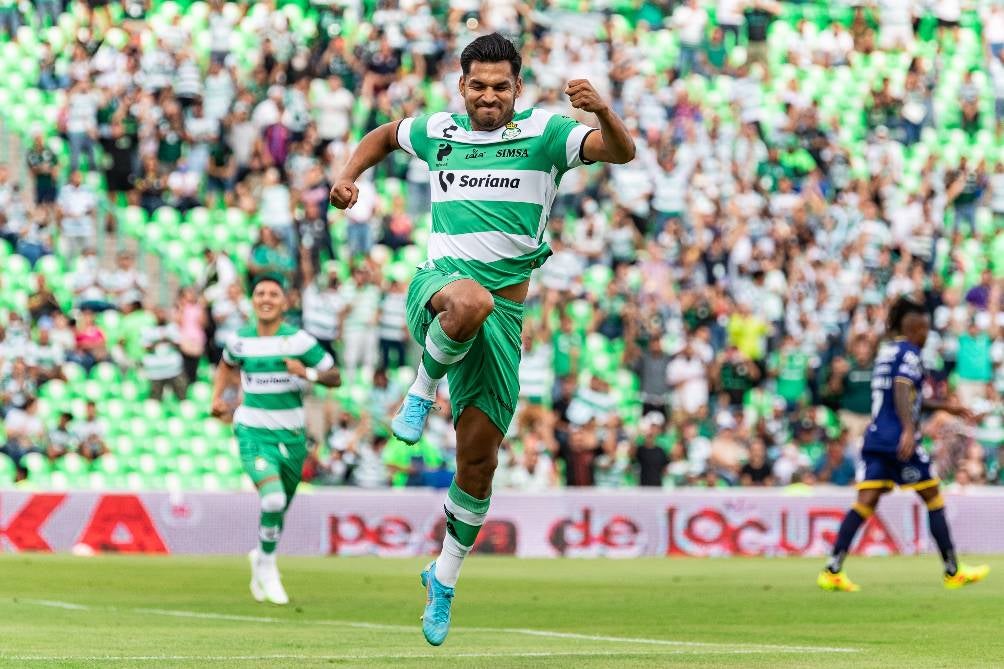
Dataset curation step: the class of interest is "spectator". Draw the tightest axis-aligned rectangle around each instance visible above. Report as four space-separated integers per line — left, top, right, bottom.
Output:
142 307 189 401
72 401 109 461
633 412 670 487
666 337 713 424
25 133 59 216
175 287 207 385
69 310 109 372
47 412 76 461
1 398 47 479
814 433 856 486
339 264 381 374
740 439 775 486
57 171 98 259
377 279 409 370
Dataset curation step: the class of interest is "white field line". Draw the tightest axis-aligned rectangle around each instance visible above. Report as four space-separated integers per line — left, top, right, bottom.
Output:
0 652 686 662
14 598 860 655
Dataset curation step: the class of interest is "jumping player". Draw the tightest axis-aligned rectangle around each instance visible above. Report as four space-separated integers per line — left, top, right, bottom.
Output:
818 296 989 592
211 274 341 604
330 33 634 644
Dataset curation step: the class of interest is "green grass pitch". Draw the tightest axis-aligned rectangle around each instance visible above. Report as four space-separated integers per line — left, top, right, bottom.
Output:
0 554 1001 668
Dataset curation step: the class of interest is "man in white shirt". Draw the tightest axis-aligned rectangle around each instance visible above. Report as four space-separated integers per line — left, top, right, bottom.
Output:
65 80 98 172
672 0 708 76
666 338 712 422
57 170 98 259
71 401 109 460
101 251 148 310
301 259 345 361
2 398 46 478
141 308 188 400
314 74 355 145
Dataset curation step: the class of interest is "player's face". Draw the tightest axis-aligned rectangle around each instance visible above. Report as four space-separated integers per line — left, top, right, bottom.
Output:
252 282 287 324
460 61 522 131
902 312 930 348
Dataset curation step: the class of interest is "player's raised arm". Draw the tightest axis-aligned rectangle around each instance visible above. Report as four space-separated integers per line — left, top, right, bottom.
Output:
565 79 635 164
329 120 404 209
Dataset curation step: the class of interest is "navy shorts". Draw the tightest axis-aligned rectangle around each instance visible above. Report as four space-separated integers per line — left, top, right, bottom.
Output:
856 448 938 491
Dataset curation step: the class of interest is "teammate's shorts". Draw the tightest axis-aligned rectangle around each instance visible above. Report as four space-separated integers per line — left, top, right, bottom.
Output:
406 266 523 435
235 426 307 500
856 448 939 491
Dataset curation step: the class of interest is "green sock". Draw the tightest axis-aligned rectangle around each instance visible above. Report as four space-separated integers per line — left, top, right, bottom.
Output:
437 479 490 587
260 511 283 554
422 315 475 380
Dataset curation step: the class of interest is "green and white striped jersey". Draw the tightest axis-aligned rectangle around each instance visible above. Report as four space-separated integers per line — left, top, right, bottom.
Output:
223 322 333 445
397 107 596 290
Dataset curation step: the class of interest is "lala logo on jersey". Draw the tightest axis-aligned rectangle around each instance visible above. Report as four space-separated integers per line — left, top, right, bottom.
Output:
501 121 521 140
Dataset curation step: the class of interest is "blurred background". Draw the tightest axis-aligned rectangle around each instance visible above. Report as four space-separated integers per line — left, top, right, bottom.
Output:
0 0 1002 498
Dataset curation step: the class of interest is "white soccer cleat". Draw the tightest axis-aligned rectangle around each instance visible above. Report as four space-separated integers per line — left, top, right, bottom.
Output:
248 549 266 603
256 551 290 605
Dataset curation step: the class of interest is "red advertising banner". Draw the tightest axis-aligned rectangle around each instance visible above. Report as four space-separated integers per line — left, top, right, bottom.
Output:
1 488 1001 557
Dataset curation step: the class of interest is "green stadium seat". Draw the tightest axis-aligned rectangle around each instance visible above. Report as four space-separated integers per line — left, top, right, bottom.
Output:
0 453 15 485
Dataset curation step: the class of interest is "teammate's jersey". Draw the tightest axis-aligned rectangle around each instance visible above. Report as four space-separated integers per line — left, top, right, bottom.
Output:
397 107 596 290
862 339 924 454
223 322 333 444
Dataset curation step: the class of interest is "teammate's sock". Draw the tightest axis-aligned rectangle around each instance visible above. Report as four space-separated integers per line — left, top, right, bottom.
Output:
435 479 490 587
418 316 474 385
826 503 871 573
926 496 958 576
259 511 283 554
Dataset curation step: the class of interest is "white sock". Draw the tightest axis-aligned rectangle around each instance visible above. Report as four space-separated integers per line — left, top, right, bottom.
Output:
258 551 277 568
434 533 470 588
408 362 439 401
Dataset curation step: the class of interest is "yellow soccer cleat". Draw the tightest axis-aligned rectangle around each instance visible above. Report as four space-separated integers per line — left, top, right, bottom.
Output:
817 570 860 592
944 564 990 590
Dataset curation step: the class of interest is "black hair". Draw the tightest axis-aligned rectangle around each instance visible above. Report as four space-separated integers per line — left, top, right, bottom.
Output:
251 272 287 293
460 33 521 77
886 295 928 334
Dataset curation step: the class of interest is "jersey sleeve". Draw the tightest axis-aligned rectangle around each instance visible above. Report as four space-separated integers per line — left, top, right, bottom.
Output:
296 331 334 371
221 333 240 367
895 349 924 384
544 114 597 172
396 114 433 161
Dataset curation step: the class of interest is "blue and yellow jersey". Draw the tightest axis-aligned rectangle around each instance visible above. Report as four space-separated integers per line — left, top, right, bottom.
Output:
862 339 924 455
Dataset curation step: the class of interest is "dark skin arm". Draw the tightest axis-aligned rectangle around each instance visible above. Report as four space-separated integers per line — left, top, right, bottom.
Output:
329 121 401 209
893 379 920 461
566 79 635 164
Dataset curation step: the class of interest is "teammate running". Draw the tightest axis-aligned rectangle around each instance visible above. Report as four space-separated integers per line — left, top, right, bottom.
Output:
211 273 341 604
818 296 989 592
330 33 634 644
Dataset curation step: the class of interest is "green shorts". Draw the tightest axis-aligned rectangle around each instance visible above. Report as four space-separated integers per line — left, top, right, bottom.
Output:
235 427 307 500
406 266 524 435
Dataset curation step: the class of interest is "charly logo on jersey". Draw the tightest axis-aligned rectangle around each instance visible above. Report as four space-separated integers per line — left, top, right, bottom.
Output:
437 172 522 193
442 124 458 139
501 121 521 140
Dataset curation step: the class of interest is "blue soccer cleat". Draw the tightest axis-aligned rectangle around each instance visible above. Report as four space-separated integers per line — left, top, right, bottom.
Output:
420 561 455 646
392 394 435 444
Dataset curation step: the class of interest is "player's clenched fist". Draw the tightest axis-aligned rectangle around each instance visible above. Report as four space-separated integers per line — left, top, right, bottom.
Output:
565 79 608 114
329 180 359 209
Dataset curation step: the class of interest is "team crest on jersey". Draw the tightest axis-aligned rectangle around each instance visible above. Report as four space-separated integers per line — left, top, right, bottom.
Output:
254 457 268 472
501 122 521 140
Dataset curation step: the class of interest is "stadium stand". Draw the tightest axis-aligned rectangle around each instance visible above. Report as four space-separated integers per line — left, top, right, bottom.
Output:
0 0 1002 492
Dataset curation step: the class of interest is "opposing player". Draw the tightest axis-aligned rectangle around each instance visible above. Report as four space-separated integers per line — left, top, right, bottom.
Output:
818 296 989 592
211 274 341 604
330 33 634 644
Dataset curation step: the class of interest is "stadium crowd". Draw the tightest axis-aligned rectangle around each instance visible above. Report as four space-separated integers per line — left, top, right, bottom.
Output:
1 0 1003 491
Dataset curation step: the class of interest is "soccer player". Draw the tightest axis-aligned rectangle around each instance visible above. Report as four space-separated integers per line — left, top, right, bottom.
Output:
210 274 341 604
330 33 634 644
818 296 989 592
